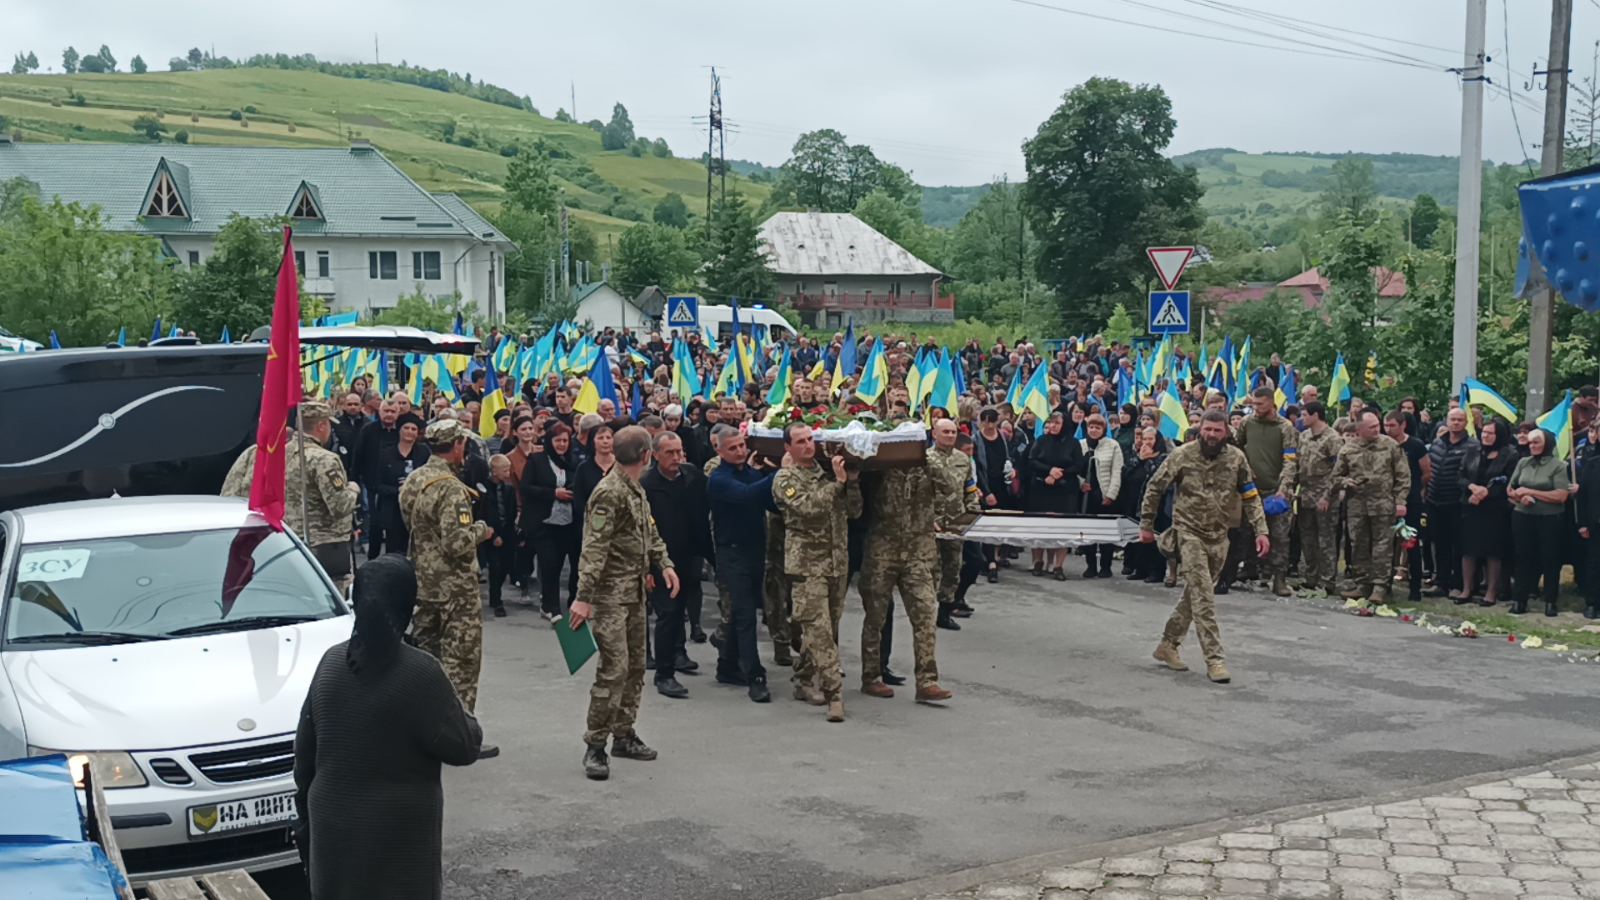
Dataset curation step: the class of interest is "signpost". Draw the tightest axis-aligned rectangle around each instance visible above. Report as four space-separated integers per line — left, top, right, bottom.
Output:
667 295 699 328
1145 246 1196 336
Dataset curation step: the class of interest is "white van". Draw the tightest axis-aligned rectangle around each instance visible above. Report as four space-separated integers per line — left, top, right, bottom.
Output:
664 304 796 345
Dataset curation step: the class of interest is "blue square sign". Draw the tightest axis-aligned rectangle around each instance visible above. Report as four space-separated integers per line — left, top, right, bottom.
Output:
667 295 699 328
1148 290 1190 335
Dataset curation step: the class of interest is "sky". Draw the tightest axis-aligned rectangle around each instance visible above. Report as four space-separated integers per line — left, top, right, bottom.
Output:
8 0 1591 185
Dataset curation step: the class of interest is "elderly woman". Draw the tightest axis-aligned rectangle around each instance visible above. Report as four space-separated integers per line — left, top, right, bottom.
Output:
1457 417 1518 606
294 556 481 900
1122 427 1171 583
1077 413 1124 577
1509 427 1573 616
1028 410 1084 580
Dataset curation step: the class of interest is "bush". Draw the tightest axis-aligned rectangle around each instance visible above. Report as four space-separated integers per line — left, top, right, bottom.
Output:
243 105 257 114
228 109 243 121
499 145 518 157
71 93 87 107
174 130 189 144
50 98 62 108
190 112 199 123
286 123 296 133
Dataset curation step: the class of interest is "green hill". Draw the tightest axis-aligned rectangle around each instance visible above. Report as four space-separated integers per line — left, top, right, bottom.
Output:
0 68 770 249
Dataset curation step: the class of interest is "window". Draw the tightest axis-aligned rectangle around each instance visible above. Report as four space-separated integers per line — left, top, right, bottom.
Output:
144 171 188 218
412 250 441 281
187 250 200 267
316 251 330 279
294 251 306 277
368 251 397 280
290 189 322 220
888 281 902 297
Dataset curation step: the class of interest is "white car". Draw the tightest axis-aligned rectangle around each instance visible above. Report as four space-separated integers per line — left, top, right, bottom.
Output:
0 325 43 354
0 495 352 882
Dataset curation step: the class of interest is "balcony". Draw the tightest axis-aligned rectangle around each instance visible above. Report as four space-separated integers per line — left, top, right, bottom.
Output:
776 292 955 312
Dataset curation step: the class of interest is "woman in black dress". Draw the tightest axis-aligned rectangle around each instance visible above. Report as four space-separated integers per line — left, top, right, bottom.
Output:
522 424 581 622
294 556 481 900
1456 417 1519 606
1028 411 1084 580
371 413 429 555
1121 427 1171 583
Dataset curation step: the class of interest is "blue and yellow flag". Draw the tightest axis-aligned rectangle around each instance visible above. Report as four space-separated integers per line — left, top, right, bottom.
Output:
1020 363 1051 436
1536 390 1576 460
831 321 858 396
1275 366 1296 413
855 338 888 404
671 338 702 401
1158 384 1187 441
926 350 959 419
479 364 507 438
1328 353 1351 407
1462 377 1518 423
1003 364 1024 414
767 344 793 408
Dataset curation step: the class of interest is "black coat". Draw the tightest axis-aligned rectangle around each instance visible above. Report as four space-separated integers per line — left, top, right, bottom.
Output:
1028 431 1084 514
641 463 712 568
519 453 574 536
355 422 399 487
374 442 429 498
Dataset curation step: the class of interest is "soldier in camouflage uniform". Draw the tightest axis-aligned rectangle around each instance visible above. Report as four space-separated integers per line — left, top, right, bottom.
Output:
772 423 861 723
1331 409 1410 603
568 425 677 781
928 418 981 630
1294 401 1343 594
1232 387 1300 596
221 400 360 590
398 419 496 756
1141 410 1269 684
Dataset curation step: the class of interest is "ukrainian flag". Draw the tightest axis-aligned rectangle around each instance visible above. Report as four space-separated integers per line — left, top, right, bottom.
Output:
671 339 702 400
1463 378 1519 423
1328 353 1352 407
1536 389 1576 460
855 338 888 404
479 365 507 438
1020 363 1051 436
1004 364 1024 413
767 344 793 408
831 322 858 396
926 351 960 419
1157 385 1186 441
1274 366 1296 413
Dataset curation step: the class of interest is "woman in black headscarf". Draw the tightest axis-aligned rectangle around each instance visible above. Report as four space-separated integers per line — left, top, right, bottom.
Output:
294 556 482 900
521 423 582 623
1457 416 1519 606
1027 410 1085 579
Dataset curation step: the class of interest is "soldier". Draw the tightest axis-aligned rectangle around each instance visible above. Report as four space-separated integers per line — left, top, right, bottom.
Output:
1332 409 1410 603
1140 409 1269 684
1295 401 1343 595
928 418 981 630
568 425 679 781
1231 386 1299 596
398 418 497 758
221 400 360 591
772 422 861 723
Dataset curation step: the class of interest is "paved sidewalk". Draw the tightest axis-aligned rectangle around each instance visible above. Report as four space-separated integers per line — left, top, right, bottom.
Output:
915 762 1600 900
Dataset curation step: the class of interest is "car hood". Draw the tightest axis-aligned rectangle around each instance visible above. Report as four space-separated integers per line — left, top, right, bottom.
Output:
4 616 352 752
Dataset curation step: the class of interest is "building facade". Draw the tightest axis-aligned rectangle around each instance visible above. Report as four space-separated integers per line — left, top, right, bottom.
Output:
0 138 515 320
759 211 952 328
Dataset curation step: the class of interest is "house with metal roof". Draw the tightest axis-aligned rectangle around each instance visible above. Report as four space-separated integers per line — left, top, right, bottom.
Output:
759 211 951 328
0 137 516 320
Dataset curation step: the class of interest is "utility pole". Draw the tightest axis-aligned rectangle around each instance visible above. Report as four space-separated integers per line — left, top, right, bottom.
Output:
570 81 576 122
374 34 380 65
1450 0 1489 392
560 207 570 299
703 67 725 241
1526 0 1574 418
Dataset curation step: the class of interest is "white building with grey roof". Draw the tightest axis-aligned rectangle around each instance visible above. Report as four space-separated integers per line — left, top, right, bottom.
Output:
759 211 950 328
0 137 516 320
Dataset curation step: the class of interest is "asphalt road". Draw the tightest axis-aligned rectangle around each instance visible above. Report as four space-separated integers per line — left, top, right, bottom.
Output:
260 566 1600 900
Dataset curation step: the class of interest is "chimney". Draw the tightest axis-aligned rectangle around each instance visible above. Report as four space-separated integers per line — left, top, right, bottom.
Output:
349 138 374 153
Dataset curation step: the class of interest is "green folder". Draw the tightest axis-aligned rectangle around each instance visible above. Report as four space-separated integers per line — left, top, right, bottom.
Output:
556 615 598 675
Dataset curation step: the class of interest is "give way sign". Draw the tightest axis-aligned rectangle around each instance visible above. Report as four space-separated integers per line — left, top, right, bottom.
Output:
1146 246 1196 291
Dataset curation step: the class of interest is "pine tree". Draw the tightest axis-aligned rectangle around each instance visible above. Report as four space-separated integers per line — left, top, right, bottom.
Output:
702 191 773 302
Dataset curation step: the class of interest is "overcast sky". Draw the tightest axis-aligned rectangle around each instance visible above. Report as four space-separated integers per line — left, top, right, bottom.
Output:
9 0 1588 185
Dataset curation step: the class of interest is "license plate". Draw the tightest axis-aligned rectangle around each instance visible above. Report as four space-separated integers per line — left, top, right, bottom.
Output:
187 790 296 838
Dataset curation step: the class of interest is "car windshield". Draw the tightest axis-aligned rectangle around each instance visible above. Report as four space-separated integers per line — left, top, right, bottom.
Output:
5 526 344 647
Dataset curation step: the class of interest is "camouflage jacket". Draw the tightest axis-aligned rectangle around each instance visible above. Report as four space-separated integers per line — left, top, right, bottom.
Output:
772 460 861 577
220 431 358 547
399 456 489 602
1296 427 1343 506
1332 434 1411 515
576 467 672 607
864 465 937 562
928 447 982 531
1140 441 1268 542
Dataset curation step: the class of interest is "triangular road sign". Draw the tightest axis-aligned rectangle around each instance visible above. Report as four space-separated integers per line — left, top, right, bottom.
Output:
1152 295 1187 328
1147 246 1196 291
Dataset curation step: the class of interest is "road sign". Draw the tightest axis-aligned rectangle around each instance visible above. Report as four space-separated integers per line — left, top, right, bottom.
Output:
667 295 699 327
1146 246 1196 291
1148 290 1191 335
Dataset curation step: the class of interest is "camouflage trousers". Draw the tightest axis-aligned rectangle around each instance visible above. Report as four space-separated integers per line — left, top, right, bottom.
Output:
584 600 648 746
935 540 963 606
858 553 940 688
1347 511 1395 598
765 558 796 661
1297 505 1340 591
1261 507 1293 580
1163 530 1229 665
790 574 845 701
412 588 483 713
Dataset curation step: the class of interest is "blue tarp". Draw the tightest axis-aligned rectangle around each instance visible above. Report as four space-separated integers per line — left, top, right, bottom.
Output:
1517 163 1600 312
0 754 128 898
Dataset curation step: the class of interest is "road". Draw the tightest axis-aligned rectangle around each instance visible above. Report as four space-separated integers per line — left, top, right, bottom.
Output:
261 567 1600 900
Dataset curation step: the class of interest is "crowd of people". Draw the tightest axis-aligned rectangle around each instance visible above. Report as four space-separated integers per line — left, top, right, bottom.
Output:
262 323 1600 896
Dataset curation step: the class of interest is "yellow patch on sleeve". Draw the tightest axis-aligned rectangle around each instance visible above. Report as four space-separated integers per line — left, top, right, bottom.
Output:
784 486 797 499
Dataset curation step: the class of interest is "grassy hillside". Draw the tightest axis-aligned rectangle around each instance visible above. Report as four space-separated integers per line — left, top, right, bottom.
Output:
0 68 770 250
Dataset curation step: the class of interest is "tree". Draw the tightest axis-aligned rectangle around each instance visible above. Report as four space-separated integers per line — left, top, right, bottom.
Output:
653 192 690 228
842 143 884 208
503 139 558 218
554 108 573 123
1320 158 1377 222
601 102 635 151
168 57 190 72
493 205 556 317
1022 77 1204 331
651 137 671 158
172 216 286 340
187 47 203 68
10 53 37 75
852 189 940 266
174 129 189 144
614 223 700 293
1102 302 1136 345
948 178 1031 284
774 128 849 210
371 288 468 331
130 55 147 74
96 45 116 72
131 114 165 141
1219 291 1301 359
1408 194 1442 250
0 178 174 346
702 191 773 302
61 46 79 74
78 55 108 73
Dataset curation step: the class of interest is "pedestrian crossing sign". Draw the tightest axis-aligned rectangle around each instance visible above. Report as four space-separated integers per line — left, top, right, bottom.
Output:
667 295 699 327
1148 290 1190 335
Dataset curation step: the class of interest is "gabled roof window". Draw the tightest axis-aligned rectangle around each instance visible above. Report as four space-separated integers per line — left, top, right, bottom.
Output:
143 163 190 219
287 181 324 220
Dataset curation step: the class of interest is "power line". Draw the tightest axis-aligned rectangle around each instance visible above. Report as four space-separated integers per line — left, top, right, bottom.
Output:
1502 0 1538 172
1177 0 1459 56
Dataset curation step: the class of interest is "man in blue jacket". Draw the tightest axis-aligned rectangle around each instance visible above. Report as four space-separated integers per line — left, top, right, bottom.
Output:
706 423 779 703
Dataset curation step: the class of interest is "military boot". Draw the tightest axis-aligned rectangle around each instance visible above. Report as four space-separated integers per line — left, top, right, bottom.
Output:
1206 661 1232 684
861 680 895 699
1341 585 1368 600
611 733 658 761
772 645 794 667
1272 575 1291 597
915 683 953 702
793 683 826 706
826 699 845 723
583 743 609 781
1153 641 1188 671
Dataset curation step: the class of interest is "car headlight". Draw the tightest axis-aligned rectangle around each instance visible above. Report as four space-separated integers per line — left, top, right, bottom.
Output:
27 748 148 790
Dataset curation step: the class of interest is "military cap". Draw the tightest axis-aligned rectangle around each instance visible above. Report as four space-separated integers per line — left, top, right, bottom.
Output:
297 400 334 425
425 417 469 443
